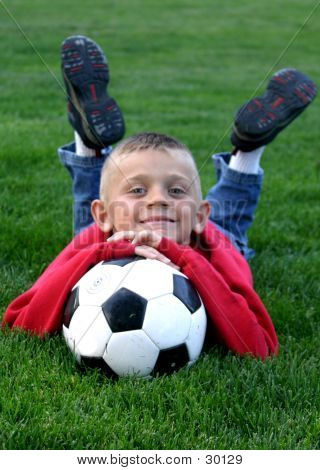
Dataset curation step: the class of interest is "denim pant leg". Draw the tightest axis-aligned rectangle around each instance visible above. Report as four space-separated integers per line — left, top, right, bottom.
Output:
205 152 264 260
58 142 112 235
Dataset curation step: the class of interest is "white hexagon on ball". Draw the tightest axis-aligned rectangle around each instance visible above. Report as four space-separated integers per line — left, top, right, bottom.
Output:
119 259 174 300
103 329 159 377
67 305 112 358
75 262 123 307
186 307 207 362
143 294 192 349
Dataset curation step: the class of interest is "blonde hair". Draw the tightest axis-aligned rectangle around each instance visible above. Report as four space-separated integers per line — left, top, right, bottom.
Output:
100 132 202 201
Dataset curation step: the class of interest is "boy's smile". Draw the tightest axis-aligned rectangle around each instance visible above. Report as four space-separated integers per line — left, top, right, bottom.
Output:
92 149 210 244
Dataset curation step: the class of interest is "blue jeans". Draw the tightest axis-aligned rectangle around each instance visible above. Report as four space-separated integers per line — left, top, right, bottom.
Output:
58 143 263 260
206 152 263 259
58 143 113 235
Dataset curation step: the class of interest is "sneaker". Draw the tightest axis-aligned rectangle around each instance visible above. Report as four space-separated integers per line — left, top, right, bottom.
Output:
61 35 125 149
231 68 317 151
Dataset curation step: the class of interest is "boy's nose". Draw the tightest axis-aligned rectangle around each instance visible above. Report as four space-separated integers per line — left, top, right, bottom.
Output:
146 186 169 206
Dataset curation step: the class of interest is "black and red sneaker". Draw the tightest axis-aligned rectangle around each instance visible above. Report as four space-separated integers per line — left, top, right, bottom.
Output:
231 68 317 151
61 35 125 149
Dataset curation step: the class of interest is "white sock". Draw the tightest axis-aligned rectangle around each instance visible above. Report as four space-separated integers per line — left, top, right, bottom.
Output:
229 146 265 174
75 131 97 157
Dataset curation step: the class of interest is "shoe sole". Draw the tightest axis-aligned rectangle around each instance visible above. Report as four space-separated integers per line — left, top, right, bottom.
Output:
61 35 125 148
231 68 317 150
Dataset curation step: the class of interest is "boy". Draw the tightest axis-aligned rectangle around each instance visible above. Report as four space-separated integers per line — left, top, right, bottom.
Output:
2 36 317 360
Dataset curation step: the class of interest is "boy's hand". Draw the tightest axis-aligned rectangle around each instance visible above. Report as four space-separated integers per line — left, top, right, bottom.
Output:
106 230 180 271
107 230 162 247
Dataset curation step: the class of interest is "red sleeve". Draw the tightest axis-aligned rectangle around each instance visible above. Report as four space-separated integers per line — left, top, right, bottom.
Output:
157 237 278 359
2 240 135 336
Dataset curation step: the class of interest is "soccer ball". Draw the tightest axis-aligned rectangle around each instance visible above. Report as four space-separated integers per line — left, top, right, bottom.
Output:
62 257 207 378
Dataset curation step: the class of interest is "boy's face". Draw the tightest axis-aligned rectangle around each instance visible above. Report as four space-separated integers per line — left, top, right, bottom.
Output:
92 149 210 245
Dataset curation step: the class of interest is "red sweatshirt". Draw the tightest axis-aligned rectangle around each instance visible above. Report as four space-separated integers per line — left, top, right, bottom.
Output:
2 222 278 359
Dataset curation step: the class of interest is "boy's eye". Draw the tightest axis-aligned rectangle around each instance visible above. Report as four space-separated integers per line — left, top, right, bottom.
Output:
169 187 185 195
129 187 146 194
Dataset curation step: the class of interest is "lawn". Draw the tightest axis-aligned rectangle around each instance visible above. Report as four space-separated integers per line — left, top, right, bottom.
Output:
0 0 319 450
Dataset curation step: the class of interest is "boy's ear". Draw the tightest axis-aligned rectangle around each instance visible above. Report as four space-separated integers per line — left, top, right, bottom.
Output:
193 200 211 234
91 199 113 233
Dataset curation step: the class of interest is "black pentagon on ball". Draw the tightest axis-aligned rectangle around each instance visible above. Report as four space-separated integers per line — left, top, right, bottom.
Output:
80 357 118 379
102 287 147 332
102 256 144 267
63 286 80 327
173 274 201 313
153 344 190 376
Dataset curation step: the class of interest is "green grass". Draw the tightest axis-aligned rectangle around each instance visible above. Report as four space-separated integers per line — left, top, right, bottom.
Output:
0 0 320 450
